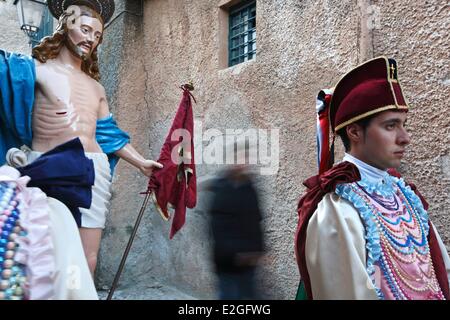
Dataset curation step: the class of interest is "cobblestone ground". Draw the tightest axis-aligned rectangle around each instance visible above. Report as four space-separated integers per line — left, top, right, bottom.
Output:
97 282 199 300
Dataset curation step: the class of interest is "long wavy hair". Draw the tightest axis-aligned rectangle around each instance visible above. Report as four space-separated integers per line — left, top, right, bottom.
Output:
32 5 103 81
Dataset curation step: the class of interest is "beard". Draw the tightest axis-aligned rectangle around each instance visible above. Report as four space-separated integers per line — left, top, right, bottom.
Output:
65 35 92 61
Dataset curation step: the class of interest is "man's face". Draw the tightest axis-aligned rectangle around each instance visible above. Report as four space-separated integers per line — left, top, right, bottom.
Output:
351 110 410 170
67 15 103 56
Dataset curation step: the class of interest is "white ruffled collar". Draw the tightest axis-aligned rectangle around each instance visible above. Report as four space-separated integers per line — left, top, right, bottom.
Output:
342 153 388 184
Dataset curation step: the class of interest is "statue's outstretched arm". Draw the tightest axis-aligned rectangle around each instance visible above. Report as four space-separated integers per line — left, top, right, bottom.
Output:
97 86 162 177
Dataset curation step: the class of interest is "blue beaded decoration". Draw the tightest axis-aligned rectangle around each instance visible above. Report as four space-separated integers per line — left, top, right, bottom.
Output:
0 182 27 300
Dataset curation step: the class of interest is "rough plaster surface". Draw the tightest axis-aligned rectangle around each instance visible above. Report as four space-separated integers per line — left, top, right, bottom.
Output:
0 0 31 54
97 0 449 300
372 0 450 247
97 0 362 300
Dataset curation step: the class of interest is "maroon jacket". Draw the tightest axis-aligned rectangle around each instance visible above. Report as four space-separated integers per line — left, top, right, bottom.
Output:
295 161 449 299
148 88 197 239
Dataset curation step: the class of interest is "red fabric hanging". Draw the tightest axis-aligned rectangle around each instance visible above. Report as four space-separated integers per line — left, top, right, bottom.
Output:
147 87 197 239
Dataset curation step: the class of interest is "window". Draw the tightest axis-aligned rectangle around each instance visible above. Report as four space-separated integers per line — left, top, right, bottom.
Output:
31 6 53 47
228 1 256 67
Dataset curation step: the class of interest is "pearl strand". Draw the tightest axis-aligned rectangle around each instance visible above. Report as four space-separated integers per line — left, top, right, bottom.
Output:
350 181 445 299
0 182 27 300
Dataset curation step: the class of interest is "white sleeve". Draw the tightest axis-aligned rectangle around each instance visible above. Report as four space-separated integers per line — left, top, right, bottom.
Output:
305 192 379 300
430 222 450 289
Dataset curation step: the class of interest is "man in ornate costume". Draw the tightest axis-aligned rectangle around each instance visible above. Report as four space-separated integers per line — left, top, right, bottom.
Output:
295 57 450 299
0 0 162 279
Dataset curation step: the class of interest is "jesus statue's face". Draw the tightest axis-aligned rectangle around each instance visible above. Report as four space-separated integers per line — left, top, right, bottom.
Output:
67 14 103 57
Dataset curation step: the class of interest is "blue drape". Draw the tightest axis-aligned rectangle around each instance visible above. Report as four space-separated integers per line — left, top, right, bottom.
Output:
96 114 130 176
0 50 35 163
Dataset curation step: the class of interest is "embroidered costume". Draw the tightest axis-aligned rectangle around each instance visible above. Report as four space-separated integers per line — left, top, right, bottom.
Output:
335 159 445 300
302 156 450 299
295 57 450 300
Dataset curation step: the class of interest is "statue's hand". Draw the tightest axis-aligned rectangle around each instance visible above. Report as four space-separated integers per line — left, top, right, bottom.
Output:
139 159 163 177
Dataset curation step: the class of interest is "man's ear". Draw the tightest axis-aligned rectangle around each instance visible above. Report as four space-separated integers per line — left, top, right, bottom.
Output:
346 123 363 144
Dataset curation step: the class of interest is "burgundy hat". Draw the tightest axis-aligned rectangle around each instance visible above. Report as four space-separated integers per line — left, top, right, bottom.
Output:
47 0 115 24
330 56 409 132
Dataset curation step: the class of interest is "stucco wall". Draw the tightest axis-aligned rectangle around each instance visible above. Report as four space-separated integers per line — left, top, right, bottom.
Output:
0 0 32 54
372 0 450 246
97 0 449 300
98 0 363 299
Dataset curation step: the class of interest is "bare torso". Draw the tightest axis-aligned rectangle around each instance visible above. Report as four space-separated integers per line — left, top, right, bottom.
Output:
33 58 105 153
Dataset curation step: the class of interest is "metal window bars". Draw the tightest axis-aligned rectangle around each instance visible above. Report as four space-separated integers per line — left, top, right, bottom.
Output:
228 1 256 67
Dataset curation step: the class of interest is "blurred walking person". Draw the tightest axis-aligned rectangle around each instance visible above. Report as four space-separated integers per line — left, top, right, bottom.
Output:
207 144 265 300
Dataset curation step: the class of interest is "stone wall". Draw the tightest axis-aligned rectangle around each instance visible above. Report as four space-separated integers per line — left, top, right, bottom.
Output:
98 0 361 299
372 0 450 245
0 0 31 54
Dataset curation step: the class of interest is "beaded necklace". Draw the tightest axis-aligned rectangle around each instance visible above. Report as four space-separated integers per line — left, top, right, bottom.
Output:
337 176 444 300
359 186 400 211
0 182 27 300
